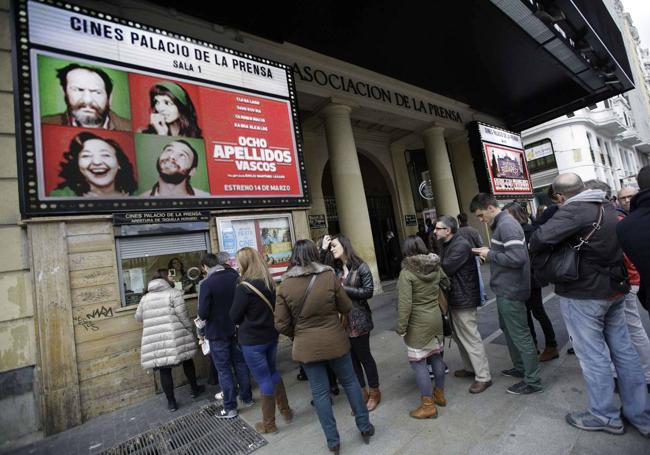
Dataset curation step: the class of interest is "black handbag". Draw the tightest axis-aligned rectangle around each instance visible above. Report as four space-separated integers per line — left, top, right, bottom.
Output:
531 204 603 284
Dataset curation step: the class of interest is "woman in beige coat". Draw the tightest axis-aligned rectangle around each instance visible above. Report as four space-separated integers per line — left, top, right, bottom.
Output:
135 269 204 411
275 239 375 454
397 236 450 419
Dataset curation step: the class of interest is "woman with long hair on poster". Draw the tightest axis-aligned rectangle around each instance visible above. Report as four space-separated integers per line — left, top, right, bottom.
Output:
229 247 293 434
141 81 202 138
49 131 137 197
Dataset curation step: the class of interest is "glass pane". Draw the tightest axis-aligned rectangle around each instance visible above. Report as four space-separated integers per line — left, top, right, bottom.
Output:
121 249 207 306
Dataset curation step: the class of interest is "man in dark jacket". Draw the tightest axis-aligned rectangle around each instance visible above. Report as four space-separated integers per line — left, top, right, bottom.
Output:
618 165 650 313
457 213 487 305
530 173 650 437
198 253 252 418
436 216 492 394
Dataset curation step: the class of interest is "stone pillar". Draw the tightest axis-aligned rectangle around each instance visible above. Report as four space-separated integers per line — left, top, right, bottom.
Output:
390 143 418 238
303 132 329 240
322 103 382 292
422 126 460 217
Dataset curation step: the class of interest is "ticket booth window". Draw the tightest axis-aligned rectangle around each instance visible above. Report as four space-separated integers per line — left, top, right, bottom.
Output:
116 223 210 306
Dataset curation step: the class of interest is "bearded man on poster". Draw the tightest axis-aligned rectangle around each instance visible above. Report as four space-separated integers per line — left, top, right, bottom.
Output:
42 63 131 131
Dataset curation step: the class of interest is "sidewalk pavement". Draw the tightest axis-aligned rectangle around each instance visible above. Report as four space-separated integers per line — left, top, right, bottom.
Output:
6 280 650 455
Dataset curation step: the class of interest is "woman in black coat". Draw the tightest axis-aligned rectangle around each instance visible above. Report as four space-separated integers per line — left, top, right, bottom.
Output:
326 234 381 412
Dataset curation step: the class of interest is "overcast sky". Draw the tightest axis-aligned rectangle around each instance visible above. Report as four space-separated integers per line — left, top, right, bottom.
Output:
621 0 650 50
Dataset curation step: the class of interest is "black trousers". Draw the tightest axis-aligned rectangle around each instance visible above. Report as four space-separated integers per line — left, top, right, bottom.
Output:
349 334 380 388
159 359 198 401
526 287 558 348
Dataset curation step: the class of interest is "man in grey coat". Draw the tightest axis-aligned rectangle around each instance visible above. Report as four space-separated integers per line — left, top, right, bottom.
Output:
470 193 542 395
531 173 650 437
436 215 492 394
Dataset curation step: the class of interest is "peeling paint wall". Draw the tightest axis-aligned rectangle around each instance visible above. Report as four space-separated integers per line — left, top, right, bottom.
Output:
0 0 41 449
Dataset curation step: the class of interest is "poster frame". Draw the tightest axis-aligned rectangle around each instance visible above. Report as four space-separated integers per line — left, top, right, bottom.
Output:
11 0 310 217
215 212 295 278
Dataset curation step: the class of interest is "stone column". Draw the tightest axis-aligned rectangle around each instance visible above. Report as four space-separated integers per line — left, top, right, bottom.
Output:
303 132 329 240
422 126 460 217
390 143 418 238
322 103 382 292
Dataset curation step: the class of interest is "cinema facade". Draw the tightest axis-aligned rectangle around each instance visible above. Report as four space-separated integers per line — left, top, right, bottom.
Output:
0 0 634 446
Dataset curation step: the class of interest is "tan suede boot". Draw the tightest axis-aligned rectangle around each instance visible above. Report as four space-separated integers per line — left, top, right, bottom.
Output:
274 379 293 423
254 394 277 434
409 396 438 419
366 387 381 412
539 346 560 362
433 387 446 407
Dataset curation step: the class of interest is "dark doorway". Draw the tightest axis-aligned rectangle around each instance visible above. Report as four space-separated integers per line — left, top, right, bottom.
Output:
322 153 398 280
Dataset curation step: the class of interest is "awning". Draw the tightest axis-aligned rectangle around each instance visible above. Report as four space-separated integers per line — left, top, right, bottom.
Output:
153 0 634 132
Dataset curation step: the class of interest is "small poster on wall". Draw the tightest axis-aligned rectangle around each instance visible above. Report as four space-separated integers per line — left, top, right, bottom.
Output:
468 122 533 198
216 213 295 278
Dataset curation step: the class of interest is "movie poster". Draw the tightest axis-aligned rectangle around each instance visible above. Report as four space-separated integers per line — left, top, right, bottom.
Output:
469 122 533 198
15 0 306 215
484 143 532 194
216 214 294 277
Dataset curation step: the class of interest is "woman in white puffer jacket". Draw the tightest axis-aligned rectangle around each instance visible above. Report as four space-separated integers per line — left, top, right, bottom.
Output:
135 269 204 411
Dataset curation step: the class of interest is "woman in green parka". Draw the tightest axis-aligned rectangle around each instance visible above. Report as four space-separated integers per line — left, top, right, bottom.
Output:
396 235 450 419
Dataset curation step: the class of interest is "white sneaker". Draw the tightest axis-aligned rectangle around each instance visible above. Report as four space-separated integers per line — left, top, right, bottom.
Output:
215 408 237 419
215 391 224 401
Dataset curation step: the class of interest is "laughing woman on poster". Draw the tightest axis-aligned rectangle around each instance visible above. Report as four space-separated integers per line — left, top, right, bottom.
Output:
140 82 202 138
49 131 137 197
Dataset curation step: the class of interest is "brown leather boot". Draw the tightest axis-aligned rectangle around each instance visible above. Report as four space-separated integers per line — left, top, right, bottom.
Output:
362 387 369 403
274 379 293 423
539 346 560 362
433 387 446 407
254 394 277 434
366 387 381 412
409 396 437 419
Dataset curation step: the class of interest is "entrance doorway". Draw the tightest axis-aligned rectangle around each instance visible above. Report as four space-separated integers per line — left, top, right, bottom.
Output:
322 153 398 280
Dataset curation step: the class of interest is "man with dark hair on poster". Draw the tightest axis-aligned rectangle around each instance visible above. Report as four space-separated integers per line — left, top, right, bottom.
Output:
42 63 131 130
144 140 210 197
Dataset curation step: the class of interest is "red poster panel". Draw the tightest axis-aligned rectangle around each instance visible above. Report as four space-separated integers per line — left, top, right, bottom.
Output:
41 125 137 197
484 143 533 195
199 88 302 198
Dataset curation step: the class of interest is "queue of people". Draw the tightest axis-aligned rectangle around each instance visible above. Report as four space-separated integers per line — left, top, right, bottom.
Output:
133 165 650 452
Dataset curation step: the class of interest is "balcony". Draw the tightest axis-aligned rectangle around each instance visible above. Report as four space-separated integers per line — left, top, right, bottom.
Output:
618 130 643 148
590 110 627 135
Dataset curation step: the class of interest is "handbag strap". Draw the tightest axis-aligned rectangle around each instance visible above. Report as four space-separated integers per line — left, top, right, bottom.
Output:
574 204 604 251
294 274 317 323
240 281 275 314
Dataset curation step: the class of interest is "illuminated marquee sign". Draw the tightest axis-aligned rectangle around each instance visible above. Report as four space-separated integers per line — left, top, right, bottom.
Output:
12 0 308 216
468 122 533 198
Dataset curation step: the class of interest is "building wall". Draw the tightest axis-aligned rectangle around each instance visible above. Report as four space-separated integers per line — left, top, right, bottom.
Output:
0 0 42 449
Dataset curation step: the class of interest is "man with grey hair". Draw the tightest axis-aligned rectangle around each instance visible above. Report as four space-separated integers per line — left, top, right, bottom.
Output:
436 215 492 394
531 173 650 437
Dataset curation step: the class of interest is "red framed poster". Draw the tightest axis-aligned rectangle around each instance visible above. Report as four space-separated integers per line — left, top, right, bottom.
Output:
484 143 533 195
13 0 308 216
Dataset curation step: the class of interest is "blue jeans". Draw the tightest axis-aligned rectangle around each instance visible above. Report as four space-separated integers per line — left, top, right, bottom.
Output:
241 340 280 396
302 352 372 449
560 296 650 433
210 336 252 411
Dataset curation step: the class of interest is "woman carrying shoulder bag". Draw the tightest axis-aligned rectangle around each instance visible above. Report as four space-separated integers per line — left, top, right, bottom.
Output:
275 240 375 454
397 236 450 419
230 247 293 434
135 269 204 412
326 234 381 411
